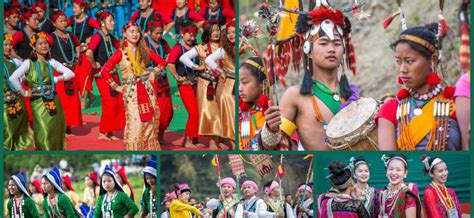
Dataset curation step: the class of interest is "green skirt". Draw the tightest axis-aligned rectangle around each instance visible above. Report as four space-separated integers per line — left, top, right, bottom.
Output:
31 96 66 150
3 98 33 150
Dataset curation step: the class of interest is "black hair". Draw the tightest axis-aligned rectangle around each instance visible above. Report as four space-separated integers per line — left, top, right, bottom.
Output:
351 156 369 171
328 161 352 191
263 180 275 189
390 23 440 60
239 56 266 84
421 155 444 175
201 23 219 44
385 154 408 170
29 33 51 61
181 21 198 34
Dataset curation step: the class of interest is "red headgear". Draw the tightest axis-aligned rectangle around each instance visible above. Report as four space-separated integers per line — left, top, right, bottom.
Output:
51 11 66 22
21 8 39 24
73 0 88 10
32 2 47 11
122 21 139 33
87 171 99 186
116 167 135 200
181 25 198 35
5 6 21 18
61 175 76 192
30 180 42 194
95 10 113 22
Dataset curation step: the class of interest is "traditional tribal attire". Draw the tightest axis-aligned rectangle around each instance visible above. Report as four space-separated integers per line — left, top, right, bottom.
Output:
61 175 81 209
180 41 221 137
87 29 126 135
3 54 33 150
170 184 201 217
141 156 158 217
93 165 139 217
235 180 268 218
80 172 99 218
100 37 166 150
423 183 461 218
116 167 135 201
7 173 40 218
317 193 368 218
41 167 80 218
30 180 44 215
261 181 294 218
129 7 173 33
171 6 204 35
50 25 83 128
207 177 238 217
378 183 421 218
146 28 174 137
9 34 75 149
206 46 236 141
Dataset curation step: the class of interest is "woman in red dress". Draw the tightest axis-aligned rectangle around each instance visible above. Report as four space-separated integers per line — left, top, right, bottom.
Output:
422 156 461 218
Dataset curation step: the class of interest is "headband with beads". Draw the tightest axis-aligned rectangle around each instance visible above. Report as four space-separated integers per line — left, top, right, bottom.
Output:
381 154 408 168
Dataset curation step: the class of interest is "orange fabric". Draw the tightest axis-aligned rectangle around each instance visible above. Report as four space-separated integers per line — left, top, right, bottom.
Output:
239 110 265 149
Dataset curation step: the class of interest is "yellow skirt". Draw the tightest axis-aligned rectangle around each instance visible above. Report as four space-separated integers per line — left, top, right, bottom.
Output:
215 78 235 140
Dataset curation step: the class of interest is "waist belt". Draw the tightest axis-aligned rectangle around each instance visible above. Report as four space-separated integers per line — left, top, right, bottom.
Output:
31 84 53 97
4 90 20 104
198 70 217 82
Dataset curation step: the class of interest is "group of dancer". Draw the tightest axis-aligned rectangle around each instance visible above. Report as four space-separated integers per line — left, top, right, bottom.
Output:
238 0 470 150
4 0 236 150
161 179 314 217
318 155 462 217
6 155 157 217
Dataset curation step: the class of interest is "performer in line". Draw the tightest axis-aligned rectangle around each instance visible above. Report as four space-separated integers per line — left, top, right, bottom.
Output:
116 167 135 201
28 179 44 216
41 167 80 217
171 0 205 36
206 177 239 217
235 180 268 217
422 156 461 218
94 165 139 217
61 175 81 209
141 155 157 217
9 32 75 150
263 180 294 217
100 21 166 150
129 0 174 34
8 172 40 217
349 156 379 217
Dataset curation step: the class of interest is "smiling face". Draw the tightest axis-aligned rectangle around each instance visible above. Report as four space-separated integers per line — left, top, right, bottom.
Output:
210 24 220 42
226 26 235 44
179 191 191 203
221 184 234 197
101 174 116 192
386 159 407 187
6 13 20 28
145 174 156 187
310 34 344 71
7 180 19 196
34 37 50 56
102 15 115 32
395 42 432 90
431 161 448 185
239 66 261 103
125 25 141 45
27 14 40 30
354 163 370 184
4 39 13 57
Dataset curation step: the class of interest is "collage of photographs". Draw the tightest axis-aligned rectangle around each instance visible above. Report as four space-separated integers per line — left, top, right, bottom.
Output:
0 0 472 217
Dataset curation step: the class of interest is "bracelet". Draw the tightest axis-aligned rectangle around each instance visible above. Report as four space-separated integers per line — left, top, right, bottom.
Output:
261 124 282 148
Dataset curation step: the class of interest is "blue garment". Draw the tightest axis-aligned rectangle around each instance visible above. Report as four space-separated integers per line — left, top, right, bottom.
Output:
114 5 126 36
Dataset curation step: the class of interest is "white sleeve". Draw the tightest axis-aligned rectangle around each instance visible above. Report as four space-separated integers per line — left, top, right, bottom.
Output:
256 199 275 217
205 47 224 72
49 59 75 81
179 47 199 69
206 198 219 210
235 203 243 218
9 60 31 94
12 58 23 66
286 203 295 218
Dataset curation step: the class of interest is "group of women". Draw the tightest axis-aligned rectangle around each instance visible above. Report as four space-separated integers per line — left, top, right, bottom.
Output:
318 155 462 218
3 0 236 150
6 155 157 217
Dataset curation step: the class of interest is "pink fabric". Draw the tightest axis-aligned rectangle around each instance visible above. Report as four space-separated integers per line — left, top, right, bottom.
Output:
220 177 236 189
454 74 470 98
298 184 312 194
264 181 279 195
241 180 258 192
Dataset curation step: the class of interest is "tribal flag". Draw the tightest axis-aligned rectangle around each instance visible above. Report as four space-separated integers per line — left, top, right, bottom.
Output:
247 155 274 177
228 155 245 178
276 163 285 178
211 155 221 172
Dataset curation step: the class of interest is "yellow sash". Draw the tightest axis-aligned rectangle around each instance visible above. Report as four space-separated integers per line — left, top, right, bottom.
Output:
396 96 454 150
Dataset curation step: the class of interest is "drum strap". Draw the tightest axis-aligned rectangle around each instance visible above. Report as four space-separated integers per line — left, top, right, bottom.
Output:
310 96 325 124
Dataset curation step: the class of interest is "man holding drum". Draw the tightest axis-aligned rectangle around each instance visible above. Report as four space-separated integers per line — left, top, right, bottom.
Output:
261 1 360 150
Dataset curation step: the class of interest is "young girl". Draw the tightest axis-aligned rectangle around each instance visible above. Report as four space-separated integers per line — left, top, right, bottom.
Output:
141 155 157 217
3 33 33 150
115 167 135 200
349 156 379 217
80 172 99 217
86 10 125 141
41 167 80 217
12 8 39 59
29 180 44 216
378 154 421 217
146 20 173 145
61 175 81 209
317 161 368 218
9 32 75 150
180 23 222 149
422 156 461 217
205 21 236 149
100 21 167 150
50 10 83 135
171 0 205 36
94 165 139 217
8 173 40 217
4 5 21 35
170 183 202 217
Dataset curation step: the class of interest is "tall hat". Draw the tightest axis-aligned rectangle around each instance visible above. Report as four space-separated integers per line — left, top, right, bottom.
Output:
11 172 31 198
143 155 157 178
43 167 66 194
99 165 124 195
116 167 135 200
61 175 75 192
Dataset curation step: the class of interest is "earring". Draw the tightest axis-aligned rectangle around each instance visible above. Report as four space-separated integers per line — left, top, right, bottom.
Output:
303 40 312 54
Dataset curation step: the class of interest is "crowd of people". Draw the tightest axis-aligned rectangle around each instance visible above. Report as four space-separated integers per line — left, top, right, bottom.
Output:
238 0 470 151
4 0 236 150
161 179 314 217
5 155 157 217
318 155 464 218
